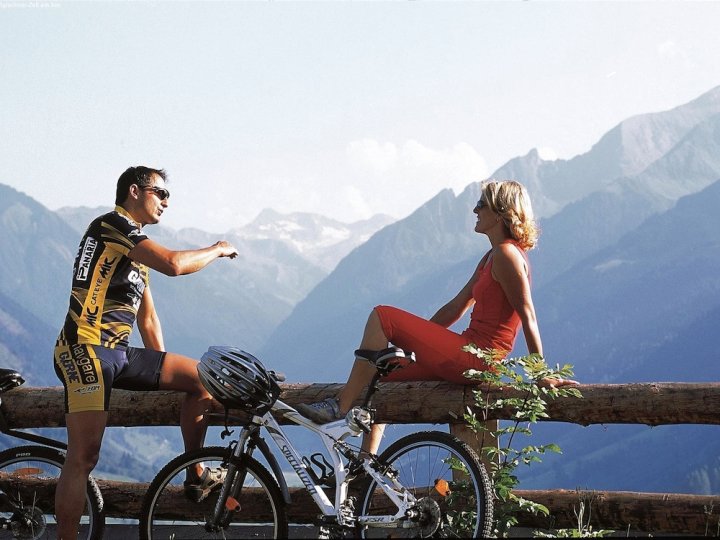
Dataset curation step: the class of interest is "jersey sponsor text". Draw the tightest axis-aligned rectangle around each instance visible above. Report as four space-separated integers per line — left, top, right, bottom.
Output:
75 237 98 281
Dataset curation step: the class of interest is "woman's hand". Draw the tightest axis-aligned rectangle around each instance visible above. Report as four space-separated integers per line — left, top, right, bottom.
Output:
537 377 579 388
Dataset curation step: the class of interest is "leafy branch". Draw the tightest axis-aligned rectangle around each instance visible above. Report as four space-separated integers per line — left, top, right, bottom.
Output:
462 346 592 537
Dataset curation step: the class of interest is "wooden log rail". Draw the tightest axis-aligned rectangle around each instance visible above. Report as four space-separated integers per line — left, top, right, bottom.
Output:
2 475 719 536
2 381 720 535
4 381 720 428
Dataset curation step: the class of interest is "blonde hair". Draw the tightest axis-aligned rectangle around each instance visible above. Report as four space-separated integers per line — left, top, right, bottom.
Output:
480 180 539 250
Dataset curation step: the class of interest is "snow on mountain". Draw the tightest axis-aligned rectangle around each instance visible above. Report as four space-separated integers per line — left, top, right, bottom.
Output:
231 208 395 271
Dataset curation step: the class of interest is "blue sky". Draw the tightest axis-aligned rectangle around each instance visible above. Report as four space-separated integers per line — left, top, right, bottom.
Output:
2 1 720 232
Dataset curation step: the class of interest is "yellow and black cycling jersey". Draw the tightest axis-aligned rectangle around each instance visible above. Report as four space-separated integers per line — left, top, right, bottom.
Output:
57 206 149 350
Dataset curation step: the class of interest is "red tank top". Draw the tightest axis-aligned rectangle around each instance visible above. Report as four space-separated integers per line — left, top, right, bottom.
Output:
461 241 529 354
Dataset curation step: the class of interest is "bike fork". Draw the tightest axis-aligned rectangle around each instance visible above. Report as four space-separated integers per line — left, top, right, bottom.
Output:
206 429 253 532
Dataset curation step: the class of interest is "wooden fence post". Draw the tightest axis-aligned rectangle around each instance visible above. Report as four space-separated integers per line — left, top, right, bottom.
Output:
449 420 498 473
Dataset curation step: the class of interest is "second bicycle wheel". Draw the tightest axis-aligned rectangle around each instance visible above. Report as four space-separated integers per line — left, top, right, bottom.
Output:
139 446 288 539
0 444 104 540
357 431 493 538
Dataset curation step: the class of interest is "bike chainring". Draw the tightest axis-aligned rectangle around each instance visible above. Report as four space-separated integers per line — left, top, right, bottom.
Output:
11 507 47 540
414 496 442 537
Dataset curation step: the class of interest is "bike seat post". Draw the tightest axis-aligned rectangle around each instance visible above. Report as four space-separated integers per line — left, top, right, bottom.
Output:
0 400 9 434
361 371 383 408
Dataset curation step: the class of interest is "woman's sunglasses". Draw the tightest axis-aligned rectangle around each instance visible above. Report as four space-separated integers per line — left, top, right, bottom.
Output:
143 186 171 201
474 199 488 210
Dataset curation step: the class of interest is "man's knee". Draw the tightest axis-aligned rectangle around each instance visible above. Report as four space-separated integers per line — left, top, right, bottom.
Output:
65 442 102 475
181 369 210 398
187 386 213 405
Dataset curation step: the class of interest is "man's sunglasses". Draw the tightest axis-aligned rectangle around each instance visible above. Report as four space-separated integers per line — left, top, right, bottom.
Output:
143 186 171 201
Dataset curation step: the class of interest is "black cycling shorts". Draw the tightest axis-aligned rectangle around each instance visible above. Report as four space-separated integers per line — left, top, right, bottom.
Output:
53 343 166 413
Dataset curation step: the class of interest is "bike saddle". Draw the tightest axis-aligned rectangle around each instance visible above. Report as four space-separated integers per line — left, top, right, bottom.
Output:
355 347 416 376
0 368 25 393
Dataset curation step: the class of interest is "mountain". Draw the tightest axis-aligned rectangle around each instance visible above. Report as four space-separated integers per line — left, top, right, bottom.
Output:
536 179 720 382
58 206 395 274
255 86 720 495
4 86 720 493
2 191 312 357
0 184 79 329
0 289 57 385
259 185 487 381
230 208 395 272
53 205 395 357
528 111 720 288
0 190 341 480
0 194 392 480
493 85 720 218
258 87 720 382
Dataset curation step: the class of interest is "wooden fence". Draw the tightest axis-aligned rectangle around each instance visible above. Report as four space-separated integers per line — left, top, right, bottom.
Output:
3 381 720 535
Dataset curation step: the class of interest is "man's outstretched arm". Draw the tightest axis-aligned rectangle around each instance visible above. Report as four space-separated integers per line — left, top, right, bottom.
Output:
129 239 238 276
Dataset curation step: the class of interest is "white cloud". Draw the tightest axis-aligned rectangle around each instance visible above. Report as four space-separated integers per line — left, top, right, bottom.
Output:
536 147 559 161
340 138 489 221
657 40 680 59
346 139 398 173
168 139 489 231
342 185 373 219
346 138 488 191
656 39 696 71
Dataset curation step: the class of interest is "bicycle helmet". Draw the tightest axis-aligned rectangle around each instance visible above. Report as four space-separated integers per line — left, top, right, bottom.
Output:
198 346 281 415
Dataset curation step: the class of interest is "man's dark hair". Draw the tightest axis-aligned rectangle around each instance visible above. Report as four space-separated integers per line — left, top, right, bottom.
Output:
115 166 168 205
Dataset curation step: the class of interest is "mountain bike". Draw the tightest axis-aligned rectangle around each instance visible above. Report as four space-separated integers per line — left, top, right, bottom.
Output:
139 346 493 538
0 368 104 540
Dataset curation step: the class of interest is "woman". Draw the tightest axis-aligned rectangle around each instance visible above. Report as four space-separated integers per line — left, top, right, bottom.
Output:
297 180 576 453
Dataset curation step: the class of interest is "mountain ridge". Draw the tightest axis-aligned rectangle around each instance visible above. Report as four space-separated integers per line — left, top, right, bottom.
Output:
492 85 720 218
2 86 720 493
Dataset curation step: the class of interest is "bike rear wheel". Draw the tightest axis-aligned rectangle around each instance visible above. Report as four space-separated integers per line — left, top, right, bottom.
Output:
357 431 493 538
139 446 288 539
0 444 104 540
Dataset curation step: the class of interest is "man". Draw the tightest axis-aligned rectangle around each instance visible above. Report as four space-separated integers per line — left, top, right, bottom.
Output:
53 166 238 539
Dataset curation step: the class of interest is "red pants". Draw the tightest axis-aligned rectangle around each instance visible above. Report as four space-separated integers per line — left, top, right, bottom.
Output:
374 305 493 385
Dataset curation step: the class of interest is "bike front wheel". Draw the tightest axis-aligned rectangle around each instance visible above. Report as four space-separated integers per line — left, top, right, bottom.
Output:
139 446 288 539
0 444 104 540
357 431 493 538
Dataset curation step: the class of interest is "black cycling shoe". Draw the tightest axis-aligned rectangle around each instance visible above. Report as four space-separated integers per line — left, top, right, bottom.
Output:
183 467 227 503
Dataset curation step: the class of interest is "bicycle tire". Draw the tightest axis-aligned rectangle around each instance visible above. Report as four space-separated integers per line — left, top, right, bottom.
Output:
356 431 493 538
139 446 288 539
0 444 104 540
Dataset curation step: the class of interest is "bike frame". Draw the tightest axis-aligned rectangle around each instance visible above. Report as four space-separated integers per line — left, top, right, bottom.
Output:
216 398 418 530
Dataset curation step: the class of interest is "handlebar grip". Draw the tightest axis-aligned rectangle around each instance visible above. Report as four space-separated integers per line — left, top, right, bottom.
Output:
269 371 286 383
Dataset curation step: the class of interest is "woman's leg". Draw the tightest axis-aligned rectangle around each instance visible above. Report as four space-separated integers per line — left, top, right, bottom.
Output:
337 309 387 412
297 308 392 428
300 305 480 454
358 306 486 453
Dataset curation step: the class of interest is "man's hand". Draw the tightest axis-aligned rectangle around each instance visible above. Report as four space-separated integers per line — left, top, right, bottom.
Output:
215 241 238 259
